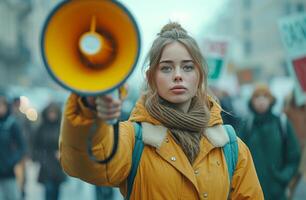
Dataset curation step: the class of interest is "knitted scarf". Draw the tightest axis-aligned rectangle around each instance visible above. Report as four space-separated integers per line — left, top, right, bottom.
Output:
145 94 210 163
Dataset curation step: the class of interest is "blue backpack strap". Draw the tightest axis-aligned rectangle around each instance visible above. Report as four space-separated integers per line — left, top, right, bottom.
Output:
222 124 239 193
126 122 144 200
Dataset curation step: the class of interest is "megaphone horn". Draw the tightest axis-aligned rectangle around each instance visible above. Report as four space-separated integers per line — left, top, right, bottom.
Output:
41 0 141 96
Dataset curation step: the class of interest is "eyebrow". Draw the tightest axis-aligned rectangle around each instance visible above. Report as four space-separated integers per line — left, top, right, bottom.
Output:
159 59 194 64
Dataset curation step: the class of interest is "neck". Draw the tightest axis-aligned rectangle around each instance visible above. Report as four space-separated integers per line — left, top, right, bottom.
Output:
173 100 191 113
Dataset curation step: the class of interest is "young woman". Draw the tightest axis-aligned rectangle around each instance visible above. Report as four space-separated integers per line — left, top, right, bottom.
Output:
59 22 263 199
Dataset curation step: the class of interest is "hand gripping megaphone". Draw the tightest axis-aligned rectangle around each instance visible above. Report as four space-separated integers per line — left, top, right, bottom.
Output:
41 0 141 164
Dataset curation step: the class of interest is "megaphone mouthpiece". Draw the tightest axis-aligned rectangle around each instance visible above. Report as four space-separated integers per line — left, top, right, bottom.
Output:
79 31 115 67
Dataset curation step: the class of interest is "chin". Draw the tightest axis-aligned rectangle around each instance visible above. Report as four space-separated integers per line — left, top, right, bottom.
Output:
166 96 190 104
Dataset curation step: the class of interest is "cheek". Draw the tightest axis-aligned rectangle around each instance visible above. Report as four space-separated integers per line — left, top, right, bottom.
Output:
0 106 7 114
254 99 269 109
188 73 200 90
262 100 270 108
155 73 168 92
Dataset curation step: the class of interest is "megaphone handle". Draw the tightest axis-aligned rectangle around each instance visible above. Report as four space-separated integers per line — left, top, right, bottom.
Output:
106 89 119 125
87 121 119 164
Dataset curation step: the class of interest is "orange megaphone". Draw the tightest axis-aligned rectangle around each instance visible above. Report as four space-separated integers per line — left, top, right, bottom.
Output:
41 0 141 164
41 0 141 96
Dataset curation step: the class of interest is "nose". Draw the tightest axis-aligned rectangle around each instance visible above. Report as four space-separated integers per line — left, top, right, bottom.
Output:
173 67 182 82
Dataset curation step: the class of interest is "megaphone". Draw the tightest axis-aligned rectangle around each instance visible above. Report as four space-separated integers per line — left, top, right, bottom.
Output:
41 0 141 96
41 0 141 164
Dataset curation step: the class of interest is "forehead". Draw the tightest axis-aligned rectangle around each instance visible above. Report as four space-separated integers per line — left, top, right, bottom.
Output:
160 41 192 62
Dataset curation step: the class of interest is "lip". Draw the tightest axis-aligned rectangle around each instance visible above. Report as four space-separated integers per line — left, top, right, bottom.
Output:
170 85 187 90
170 85 187 94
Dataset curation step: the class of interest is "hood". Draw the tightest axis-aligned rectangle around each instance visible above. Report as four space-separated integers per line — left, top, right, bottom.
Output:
129 95 223 127
248 97 275 116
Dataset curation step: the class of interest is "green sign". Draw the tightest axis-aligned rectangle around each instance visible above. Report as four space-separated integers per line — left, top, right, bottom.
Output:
207 57 224 80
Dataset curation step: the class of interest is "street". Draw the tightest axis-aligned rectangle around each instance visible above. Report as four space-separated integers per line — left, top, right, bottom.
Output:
24 160 123 200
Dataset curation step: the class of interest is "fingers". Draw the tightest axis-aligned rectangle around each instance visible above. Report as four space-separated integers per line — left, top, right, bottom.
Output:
85 96 96 107
95 95 122 121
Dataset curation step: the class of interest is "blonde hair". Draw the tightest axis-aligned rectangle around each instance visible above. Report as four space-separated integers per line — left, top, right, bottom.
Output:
144 22 208 103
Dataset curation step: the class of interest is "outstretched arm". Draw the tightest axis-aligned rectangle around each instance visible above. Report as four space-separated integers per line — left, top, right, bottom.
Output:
59 93 135 186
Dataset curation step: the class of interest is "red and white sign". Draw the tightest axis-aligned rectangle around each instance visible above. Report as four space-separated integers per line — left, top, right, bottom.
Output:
292 57 306 92
279 13 306 105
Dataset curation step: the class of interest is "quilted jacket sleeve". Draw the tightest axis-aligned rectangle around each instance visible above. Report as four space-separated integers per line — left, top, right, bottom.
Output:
59 93 135 186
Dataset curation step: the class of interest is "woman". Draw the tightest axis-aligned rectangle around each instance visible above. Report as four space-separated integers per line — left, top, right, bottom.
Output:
33 102 66 200
239 84 301 200
59 22 263 199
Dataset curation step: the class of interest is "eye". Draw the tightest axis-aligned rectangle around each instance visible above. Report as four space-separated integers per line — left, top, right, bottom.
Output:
183 65 194 72
160 66 173 73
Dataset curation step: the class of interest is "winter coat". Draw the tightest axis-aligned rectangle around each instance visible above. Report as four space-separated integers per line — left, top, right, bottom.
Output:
33 105 66 184
59 94 263 199
239 105 301 200
0 114 26 179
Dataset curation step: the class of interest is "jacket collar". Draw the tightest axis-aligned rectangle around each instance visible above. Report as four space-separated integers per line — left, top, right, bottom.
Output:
129 95 229 148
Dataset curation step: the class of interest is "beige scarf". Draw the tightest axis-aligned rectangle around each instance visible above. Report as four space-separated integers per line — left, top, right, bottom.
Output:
145 94 210 163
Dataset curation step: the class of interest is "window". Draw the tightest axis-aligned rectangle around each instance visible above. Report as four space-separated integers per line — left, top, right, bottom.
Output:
243 0 252 9
297 3 304 12
243 18 252 32
284 2 291 14
244 39 252 55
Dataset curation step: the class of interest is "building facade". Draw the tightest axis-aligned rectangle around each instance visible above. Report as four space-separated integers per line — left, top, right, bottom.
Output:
203 0 306 82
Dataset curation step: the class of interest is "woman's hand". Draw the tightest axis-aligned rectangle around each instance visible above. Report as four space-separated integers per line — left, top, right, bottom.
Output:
96 95 122 121
85 95 122 121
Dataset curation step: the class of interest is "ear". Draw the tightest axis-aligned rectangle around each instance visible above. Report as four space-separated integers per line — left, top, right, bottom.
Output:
270 96 276 107
145 68 155 88
145 69 150 80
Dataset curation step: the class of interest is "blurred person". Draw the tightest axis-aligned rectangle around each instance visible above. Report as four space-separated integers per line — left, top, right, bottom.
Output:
0 92 26 200
11 97 34 155
32 102 66 200
283 92 306 150
209 86 242 132
59 22 263 199
283 93 306 199
95 186 114 200
239 84 301 200
11 97 34 199
293 140 306 200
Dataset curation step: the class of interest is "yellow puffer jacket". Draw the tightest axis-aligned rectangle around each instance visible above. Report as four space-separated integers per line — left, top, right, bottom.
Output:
59 94 264 200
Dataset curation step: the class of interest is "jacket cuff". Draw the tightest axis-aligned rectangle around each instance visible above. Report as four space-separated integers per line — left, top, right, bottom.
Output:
65 94 96 126
77 96 97 119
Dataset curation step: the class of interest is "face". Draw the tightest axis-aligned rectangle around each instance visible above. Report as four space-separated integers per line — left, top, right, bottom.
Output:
252 95 271 114
0 98 8 117
47 109 58 122
155 42 199 112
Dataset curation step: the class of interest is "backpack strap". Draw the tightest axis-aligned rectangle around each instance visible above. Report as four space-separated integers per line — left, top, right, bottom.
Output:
126 122 144 200
222 124 239 194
